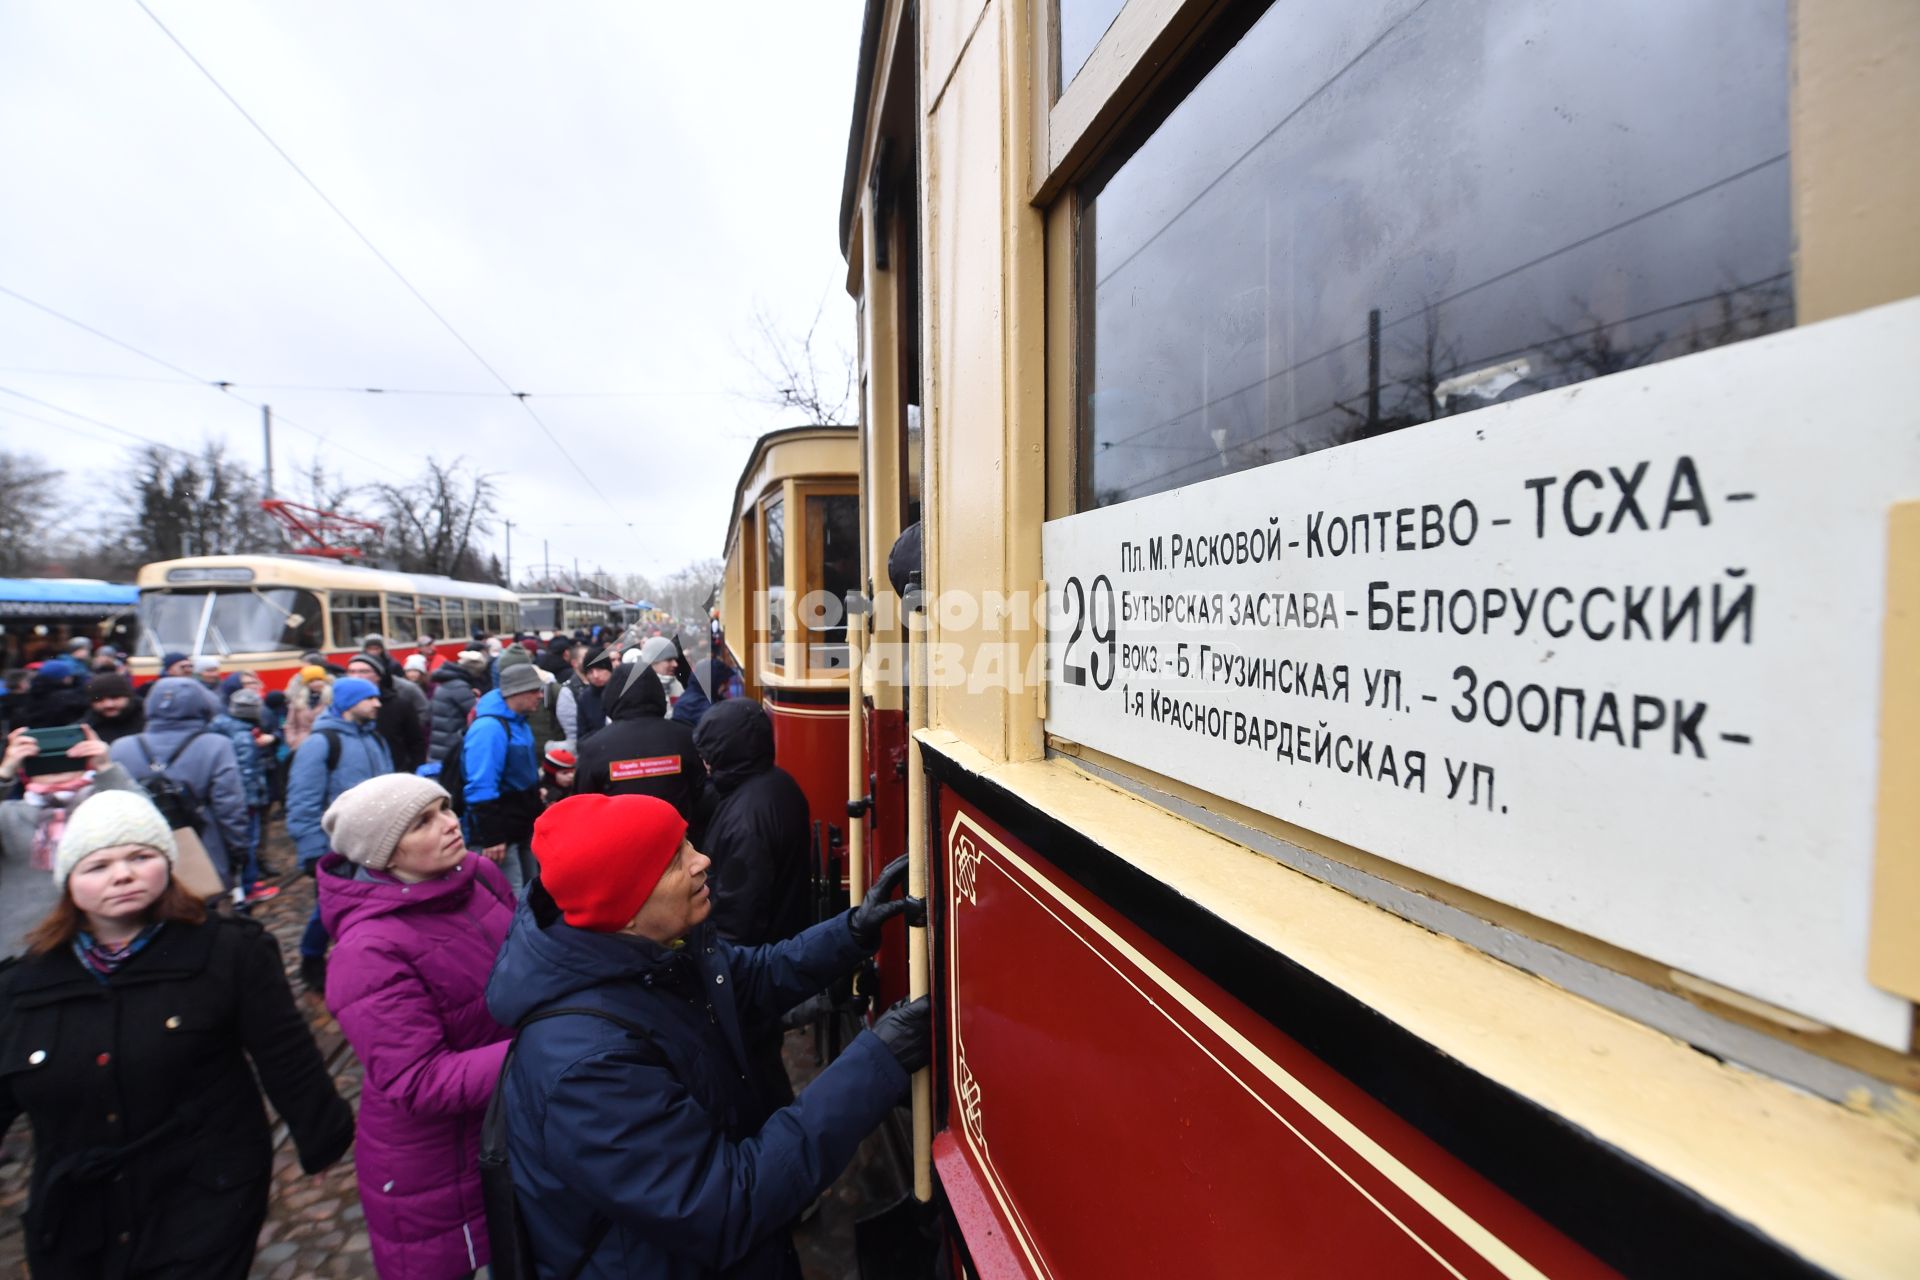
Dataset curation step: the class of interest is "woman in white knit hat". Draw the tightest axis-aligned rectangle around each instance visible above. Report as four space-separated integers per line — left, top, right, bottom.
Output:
317 773 515 1278
0 789 352 1279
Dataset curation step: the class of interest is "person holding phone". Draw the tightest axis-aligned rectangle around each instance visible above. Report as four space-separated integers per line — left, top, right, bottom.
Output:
0 790 353 1278
0 724 143 957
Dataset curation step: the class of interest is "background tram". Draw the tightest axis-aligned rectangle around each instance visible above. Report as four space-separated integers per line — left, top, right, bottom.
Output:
130 555 518 688
516 591 617 636
821 1 1920 1277
717 427 869 917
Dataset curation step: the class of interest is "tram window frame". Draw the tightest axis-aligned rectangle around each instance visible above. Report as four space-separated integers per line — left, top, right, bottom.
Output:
328 591 385 652
762 495 786 671
802 488 860 674
386 593 418 644
1060 0 1794 512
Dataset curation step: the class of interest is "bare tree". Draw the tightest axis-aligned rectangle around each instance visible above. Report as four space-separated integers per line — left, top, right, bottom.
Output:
740 299 854 424
0 451 63 576
116 442 271 565
373 458 502 582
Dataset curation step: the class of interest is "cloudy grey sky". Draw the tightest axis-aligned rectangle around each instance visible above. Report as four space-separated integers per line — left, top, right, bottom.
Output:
0 1 864 580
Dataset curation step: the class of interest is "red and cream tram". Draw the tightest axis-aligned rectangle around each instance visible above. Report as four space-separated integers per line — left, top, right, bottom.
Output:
827 0 1920 1277
130 555 519 688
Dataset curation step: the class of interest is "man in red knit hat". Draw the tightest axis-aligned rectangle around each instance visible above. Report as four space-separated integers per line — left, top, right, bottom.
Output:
485 793 929 1279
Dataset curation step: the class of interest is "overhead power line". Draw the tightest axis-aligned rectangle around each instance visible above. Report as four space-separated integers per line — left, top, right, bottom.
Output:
134 1 629 526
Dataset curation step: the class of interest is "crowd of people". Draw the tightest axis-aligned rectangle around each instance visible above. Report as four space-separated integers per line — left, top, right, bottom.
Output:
0 627 928 1279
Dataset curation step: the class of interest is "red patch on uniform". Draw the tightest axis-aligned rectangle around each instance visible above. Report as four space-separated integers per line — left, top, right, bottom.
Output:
609 755 681 781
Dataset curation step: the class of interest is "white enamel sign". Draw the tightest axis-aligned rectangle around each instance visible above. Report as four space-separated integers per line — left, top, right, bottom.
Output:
1044 299 1920 1048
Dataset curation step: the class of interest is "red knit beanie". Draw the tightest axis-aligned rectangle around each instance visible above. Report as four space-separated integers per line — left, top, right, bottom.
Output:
533 794 688 932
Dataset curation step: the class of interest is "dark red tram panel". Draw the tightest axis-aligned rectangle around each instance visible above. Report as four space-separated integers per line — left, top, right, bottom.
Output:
933 796 1618 1279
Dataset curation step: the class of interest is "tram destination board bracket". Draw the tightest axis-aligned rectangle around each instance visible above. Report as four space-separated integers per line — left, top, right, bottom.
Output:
1043 297 1920 1050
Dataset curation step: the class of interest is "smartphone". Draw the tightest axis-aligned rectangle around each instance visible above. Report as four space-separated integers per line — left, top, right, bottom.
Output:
23 724 86 777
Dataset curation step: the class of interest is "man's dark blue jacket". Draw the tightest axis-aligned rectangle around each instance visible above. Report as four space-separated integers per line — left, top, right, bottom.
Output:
484 888 908 1279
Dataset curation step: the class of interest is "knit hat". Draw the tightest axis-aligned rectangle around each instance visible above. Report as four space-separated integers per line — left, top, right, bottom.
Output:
533 794 687 932
361 633 388 649
543 741 577 772
322 773 449 871
161 651 189 672
192 654 222 676
332 677 380 713
499 646 533 669
34 658 83 684
582 645 614 671
403 653 428 673
298 664 329 683
457 650 486 671
228 688 264 722
54 791 178 889
87 672 133 701
637 636 676 667
497 663 542 698
65 635 91 653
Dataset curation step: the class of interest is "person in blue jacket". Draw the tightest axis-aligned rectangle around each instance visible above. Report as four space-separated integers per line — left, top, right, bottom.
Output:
284 677 393 989
462 662 544 895
485 794 930 1280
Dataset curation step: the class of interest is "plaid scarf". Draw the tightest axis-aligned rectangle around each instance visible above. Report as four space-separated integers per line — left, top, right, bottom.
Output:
73 922 163 983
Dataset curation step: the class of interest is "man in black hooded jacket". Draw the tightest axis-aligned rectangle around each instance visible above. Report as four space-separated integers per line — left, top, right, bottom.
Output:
692 698 814 1112
575 663 707 838
691 699 811 950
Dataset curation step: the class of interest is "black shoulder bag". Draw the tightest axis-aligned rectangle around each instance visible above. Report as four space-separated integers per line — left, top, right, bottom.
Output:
480 1007 664 1280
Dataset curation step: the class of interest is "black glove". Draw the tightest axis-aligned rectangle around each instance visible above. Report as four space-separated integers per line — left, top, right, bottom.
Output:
848 853 925 949
870 995 932 1073
670 634 695 687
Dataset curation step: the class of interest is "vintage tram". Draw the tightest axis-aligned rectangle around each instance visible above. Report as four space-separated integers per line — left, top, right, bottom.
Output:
130 554 519 688
821 0 1920 1277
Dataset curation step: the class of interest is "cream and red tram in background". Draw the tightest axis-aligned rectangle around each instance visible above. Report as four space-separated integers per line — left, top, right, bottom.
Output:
717 428 907 982
824 0 1920 1276
130 555 519 688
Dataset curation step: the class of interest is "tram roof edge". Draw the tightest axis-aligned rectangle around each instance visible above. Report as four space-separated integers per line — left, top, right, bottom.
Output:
838 0 887 257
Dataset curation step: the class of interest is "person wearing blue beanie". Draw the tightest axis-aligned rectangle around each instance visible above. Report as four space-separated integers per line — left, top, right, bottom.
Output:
331 677 380 716
286 675 392 990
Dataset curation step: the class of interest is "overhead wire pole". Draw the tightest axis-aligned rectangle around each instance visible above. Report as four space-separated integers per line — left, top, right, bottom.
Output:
133 1 631 532
261 404 274 497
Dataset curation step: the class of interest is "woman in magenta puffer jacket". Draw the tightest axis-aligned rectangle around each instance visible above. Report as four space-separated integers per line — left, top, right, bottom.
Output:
318 774 514 1279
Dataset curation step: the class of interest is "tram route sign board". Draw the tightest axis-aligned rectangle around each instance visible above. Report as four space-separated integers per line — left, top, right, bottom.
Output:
1043 298 1920 1048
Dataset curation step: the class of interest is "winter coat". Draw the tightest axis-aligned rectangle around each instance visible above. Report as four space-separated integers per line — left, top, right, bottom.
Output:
319 852 515 1278
353 657 428 777
0 763 142 958
400 674 434 742
556 673 609 744
282 674 333 754
483 889 908 1280
461 689 540 848
107 678 250 888
285 711 394 869
428 666 478 763
576 665 707 839
211 712 270 809
669 673 711 728
85 700 145 746
692 702 812 949
0 915 354 1279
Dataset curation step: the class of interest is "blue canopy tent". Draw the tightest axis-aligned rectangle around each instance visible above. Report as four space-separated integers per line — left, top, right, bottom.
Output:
0 578 139 668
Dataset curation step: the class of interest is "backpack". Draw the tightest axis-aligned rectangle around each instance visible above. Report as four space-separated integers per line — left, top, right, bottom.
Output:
480 1006 664 1280
436 713 509 817
130 731 211 832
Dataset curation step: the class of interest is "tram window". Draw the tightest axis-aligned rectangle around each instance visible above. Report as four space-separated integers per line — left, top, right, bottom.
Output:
136 592 208 656
328 592 384 651
1057 0 1127 93
445 599 470 639
386 593 417 644
763 497 786 668
206 589 323 655
1077 0 1791 509
806 494 859 671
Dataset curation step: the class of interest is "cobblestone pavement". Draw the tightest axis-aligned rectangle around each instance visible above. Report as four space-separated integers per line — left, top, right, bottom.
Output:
0 821 868 1279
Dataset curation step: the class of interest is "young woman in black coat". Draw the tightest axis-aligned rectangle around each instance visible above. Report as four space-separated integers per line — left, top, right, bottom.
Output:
0 790 353 1279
